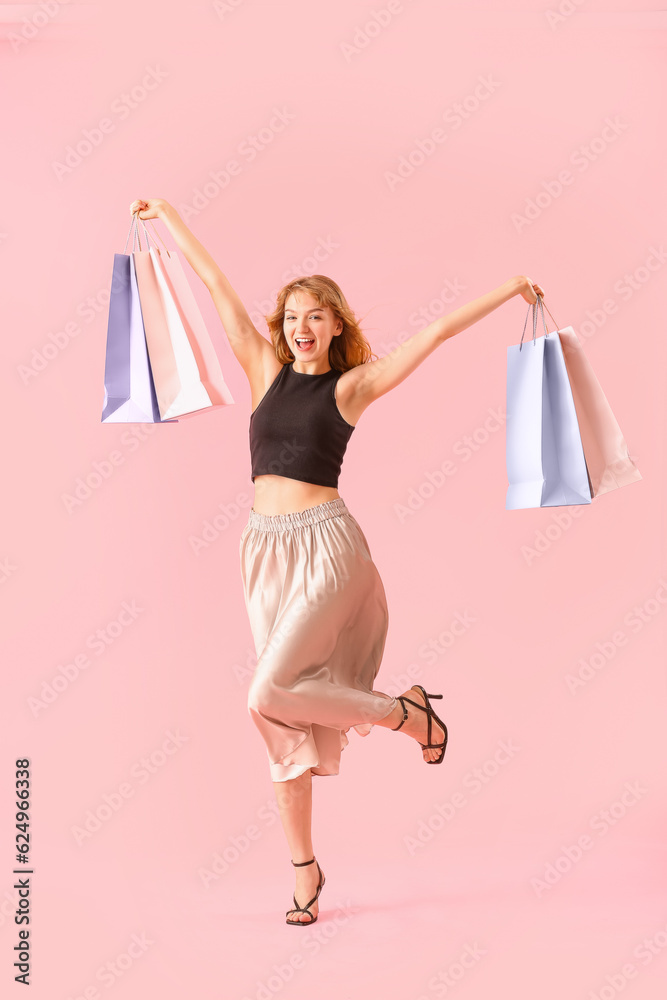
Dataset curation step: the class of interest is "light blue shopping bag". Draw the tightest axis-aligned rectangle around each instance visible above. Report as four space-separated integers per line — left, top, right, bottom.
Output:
505 298 592 510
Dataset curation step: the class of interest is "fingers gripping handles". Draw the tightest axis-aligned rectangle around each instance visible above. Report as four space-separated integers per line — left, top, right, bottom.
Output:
123 211 172 258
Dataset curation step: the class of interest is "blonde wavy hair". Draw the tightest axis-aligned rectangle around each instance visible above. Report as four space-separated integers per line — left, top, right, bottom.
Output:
264 275 378 373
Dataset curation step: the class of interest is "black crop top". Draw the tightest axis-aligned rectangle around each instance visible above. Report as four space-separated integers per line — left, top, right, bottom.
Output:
249 363 355 488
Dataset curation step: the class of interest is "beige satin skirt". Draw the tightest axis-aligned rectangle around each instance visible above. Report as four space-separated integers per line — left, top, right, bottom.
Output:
239 497 398 782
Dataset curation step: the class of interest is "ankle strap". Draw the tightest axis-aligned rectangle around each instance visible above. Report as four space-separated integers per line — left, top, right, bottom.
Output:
391 696 409 732
291 857 316 867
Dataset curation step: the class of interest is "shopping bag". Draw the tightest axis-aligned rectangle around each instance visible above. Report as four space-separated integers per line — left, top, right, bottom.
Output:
132 218 235 420
149 229 235 411
554 322 642 497
506 299 592 510
101 216 176 423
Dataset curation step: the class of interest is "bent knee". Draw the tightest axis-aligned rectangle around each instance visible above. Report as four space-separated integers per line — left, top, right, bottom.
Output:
247 675 278 716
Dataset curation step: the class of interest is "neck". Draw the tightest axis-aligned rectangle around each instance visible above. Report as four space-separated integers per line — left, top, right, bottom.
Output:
291 360 332 375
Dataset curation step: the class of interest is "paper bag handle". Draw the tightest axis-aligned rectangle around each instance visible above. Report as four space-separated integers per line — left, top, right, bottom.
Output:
123 212 143 253
518 295 565 351
123 211 172 258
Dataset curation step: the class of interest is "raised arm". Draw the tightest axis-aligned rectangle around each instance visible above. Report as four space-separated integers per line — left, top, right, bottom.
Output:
129 198 274 382
349 275 545 407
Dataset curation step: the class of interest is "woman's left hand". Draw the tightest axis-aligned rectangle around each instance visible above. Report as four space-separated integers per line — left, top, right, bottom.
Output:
516 275 545 304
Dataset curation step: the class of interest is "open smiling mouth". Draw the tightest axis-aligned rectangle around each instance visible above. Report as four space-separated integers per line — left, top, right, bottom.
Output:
295 338 315 351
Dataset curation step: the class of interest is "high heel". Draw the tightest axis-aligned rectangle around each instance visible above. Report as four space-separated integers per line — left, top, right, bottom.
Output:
391 684 449 765
285 857 325 926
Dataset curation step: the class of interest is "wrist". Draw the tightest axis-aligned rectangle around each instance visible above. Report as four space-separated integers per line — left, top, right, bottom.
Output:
157 200 176 222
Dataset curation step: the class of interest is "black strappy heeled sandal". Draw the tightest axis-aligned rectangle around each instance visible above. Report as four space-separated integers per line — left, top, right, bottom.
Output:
285 856 325 926
391 684 449 764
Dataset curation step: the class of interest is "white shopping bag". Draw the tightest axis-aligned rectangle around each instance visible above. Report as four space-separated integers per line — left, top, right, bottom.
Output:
505 300 592 510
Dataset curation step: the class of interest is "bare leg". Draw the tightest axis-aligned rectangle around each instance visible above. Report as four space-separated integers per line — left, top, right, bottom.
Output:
374 688 447 763
273 768 322 923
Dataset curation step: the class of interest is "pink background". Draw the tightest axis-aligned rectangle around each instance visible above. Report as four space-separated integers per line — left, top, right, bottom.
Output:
2 1 666 997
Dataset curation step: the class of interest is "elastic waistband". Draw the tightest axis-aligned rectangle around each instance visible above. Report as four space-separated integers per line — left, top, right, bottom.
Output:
247 497 349 532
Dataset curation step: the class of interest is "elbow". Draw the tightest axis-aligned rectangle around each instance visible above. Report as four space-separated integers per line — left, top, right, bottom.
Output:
433 317 452 343
205 268 225 293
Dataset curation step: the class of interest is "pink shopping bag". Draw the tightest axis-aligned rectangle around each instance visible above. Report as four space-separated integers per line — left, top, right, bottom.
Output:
541 298 642 497
131 215 235 420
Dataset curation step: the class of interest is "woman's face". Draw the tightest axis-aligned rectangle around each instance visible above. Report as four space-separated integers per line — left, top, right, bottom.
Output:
283 292 342 364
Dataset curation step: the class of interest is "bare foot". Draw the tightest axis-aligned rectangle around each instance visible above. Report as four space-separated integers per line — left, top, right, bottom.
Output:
392 687 447 763
287 860 324 924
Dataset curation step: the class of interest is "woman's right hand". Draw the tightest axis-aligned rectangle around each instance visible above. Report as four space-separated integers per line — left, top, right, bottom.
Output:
129 198 170 220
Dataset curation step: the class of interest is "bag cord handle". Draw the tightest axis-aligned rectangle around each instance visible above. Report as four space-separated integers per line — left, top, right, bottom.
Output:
518 294 565 351
123 211 172 258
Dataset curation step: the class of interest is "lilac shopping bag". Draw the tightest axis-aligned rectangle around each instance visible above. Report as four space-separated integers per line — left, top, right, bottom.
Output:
101 215 177 423
505 299 592 510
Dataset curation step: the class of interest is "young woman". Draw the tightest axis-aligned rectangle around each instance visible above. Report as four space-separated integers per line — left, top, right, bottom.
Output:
129 197 544 926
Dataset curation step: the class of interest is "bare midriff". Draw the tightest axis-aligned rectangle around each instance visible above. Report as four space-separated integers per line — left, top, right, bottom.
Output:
252 474 341 515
